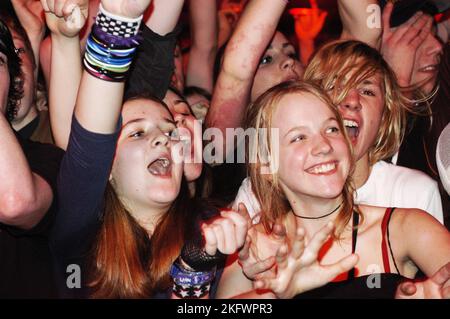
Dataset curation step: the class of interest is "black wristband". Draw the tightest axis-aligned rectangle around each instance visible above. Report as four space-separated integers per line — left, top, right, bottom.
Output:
180 235 226 272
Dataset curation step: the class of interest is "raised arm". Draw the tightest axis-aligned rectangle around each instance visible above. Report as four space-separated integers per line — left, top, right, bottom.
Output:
145 0 183 36
291 0 327 66
338 0 381 48
44 0 88 149
185 0 218 93
206 0 287 158
125 0 183 100
11 0 46 81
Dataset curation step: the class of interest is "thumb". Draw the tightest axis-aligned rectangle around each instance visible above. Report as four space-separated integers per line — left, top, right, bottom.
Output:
271 223 287 242
396 281 417 298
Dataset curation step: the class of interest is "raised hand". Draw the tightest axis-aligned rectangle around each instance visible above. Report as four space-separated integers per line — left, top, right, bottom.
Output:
291 0 327 42
40 0 88 37
254 222 359 299
202 203 251 256
380 2 433 87
238 223 288 280
396 262 450 299
99 0 152 19
12 0 46 40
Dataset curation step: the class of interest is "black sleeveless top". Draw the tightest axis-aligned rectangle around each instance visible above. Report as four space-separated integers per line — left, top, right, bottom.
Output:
295 208 408 299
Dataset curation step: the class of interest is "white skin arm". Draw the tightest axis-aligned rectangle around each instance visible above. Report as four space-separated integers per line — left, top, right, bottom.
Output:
145 0 184 36
205 0 287 159
39 0 99 90
185 0 217 93
338 0 381 48
394 209 450 299
42 0 88 150
0 113 52 229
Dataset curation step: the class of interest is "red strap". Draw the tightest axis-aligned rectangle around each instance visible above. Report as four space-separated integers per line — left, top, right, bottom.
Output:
381 208 393 273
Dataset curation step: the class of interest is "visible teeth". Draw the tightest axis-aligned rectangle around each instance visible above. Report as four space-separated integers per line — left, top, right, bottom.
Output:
343 119 358 128
311 163 336 174
161 158 169 167
421 65 436 72
147 157 171 175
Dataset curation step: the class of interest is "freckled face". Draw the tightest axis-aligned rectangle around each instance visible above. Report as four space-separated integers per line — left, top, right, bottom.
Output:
273 92 351 201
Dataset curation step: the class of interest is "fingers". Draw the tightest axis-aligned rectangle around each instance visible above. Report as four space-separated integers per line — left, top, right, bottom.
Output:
275 245 289 270
254 278 272 291
62 1 78 18
291 227 306 260
238 235 251 262
54 0 65 17
323 253 359 282
271 222 287 243
243 256 276 279
304 221 334 261
389 12 423 43
202 223 218 256
381 2 394 34
221 208 249 249
396 281 418 298
40 0 50 12
402 14 431 45
409 17 432 48
430 262 450 286
442 286 450 299
237 202 252 228
210 221 228 252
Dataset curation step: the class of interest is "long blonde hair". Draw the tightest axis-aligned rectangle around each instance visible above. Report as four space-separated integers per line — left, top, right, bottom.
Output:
244 80 358 238
305 40 409 165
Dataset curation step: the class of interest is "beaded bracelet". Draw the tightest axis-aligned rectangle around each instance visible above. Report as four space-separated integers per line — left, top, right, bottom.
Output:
83 4 143 82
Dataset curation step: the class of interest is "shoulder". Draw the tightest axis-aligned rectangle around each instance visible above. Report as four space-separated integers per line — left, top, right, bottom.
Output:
373 161 438 188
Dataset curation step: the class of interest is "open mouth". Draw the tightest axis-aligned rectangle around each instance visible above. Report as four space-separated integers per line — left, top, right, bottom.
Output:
147 157 172 177
306 162 338 175
343 119 359 142
418 65 438 73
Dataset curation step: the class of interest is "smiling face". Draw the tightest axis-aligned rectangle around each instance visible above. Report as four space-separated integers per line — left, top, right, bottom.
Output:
250 32 304 102
410 25 443 94
334 72 385 161
163 89 203 182
273 92 351 202
110 98 184 214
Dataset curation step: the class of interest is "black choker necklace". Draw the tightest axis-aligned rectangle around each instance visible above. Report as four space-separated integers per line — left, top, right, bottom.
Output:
292 202 343 220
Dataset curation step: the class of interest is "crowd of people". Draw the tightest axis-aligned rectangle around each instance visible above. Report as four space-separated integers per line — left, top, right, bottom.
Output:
0 0 449 299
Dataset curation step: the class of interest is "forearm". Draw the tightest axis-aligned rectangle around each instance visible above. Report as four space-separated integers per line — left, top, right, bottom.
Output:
0 114 50 228
206 0 286 150
49 35 83 150
297 38 314 67
338 0 381 48
221 0 286 81
145 0 184 36
186 0 218 92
